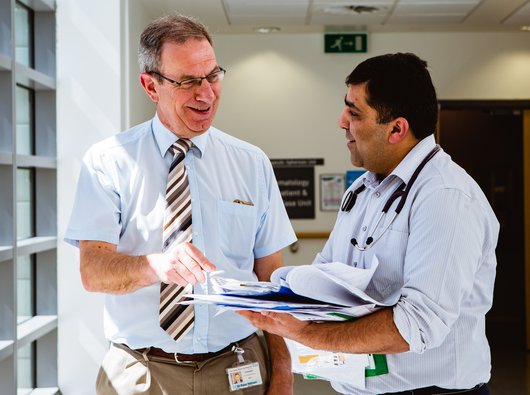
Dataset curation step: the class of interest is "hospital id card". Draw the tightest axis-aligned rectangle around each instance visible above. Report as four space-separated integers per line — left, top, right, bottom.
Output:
227 362 262 392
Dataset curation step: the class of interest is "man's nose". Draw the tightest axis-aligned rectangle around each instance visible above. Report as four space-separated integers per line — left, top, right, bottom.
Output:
195 79 215 101
338 109 348 130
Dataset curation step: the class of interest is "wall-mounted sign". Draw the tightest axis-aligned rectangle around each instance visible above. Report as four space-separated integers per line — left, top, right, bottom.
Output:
320 174 345 211
346 170 365 188
324 33 368 53
271 158 324 219
271 158 324 167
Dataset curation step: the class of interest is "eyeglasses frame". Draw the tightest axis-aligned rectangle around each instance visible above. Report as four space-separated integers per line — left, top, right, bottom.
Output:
147 67 226 89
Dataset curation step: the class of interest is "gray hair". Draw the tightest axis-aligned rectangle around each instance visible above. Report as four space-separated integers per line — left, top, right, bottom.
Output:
138 14 212 74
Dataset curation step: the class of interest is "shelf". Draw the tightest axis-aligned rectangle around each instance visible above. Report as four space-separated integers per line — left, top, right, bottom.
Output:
0 152 13 165
295 232 331 239
0 340 14 362
0 53 11 71
0 246 14 263
17 0 55 12
17 315 57 348
15 63 56 90
16 236 57 256
29 389 60 395
16 155 57 169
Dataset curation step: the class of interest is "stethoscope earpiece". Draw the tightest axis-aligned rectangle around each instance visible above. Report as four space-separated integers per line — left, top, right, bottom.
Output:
341 184 366 213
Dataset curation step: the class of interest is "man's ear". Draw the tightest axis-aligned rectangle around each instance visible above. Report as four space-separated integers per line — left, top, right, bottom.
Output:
140 73 160 103
388 117 410 144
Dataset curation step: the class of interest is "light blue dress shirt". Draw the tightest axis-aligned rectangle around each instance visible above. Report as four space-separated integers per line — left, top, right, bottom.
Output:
315 135 499 394
65 114 296 353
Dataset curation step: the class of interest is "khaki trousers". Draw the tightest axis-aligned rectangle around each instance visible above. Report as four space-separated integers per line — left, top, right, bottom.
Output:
96 334 269 395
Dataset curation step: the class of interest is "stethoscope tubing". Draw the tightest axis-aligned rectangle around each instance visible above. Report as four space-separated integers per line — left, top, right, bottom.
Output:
345 145 441 251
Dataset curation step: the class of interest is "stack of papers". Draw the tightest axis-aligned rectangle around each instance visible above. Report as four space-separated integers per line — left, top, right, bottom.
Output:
181 256 396 389
181 256 398 320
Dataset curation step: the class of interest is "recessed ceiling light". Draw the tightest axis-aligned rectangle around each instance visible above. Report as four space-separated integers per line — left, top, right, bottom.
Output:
320 5 386 15
254 26 281 34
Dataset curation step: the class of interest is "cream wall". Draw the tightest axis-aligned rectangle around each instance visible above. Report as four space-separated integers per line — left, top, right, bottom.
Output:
56 3 530 391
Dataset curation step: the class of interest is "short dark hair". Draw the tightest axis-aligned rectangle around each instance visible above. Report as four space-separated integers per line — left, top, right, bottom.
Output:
345 53 438 140
138 14 212 75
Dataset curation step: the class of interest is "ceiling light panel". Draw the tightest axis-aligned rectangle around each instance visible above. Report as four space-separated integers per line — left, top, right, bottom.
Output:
387 0 482 24
311 0 392 26
223 0 309 16
502 1 530 25
397 0 481 4
312 0 394 5
223 0 309 25
311 12 389 26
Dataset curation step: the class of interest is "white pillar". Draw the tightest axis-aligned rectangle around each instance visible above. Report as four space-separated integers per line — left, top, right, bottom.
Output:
57 0 123 393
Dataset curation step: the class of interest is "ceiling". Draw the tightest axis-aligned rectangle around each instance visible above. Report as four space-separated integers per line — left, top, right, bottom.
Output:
139 0 530 34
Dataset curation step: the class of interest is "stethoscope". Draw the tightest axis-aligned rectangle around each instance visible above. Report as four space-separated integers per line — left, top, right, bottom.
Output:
341 145 441 251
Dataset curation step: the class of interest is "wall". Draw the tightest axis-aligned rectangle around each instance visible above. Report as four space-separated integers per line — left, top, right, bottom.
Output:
56 0 123 393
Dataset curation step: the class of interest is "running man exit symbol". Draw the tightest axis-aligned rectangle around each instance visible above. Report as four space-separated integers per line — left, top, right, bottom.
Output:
324 34 367 53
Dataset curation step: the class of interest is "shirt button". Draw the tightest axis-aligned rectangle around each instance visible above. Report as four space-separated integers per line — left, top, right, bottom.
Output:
375 191 381 197
362 226 367 231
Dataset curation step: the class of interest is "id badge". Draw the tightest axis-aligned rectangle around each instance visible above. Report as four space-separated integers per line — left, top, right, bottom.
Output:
226 346 263 392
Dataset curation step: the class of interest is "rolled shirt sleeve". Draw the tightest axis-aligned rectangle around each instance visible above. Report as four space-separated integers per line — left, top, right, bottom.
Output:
393 187 495 353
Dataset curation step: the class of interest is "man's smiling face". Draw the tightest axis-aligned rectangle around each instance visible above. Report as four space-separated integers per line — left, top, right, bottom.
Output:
151 38 222 138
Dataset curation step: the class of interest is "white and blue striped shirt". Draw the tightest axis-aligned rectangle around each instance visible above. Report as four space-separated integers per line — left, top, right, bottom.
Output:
65 114 296 353
315 135 499 394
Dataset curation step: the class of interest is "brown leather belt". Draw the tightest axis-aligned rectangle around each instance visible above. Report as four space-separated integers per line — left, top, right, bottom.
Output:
127 333 256 363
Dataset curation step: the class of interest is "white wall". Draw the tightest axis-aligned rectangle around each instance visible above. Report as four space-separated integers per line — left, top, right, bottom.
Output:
57 0 123 393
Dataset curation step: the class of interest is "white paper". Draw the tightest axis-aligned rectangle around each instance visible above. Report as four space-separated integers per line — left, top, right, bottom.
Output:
285 338 368 388
180 255 398 320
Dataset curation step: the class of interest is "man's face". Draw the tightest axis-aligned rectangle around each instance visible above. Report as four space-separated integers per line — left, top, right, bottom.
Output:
143 38 222 138
338 83 393 176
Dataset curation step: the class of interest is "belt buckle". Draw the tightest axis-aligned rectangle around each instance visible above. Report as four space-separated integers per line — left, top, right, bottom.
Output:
174 353 190 363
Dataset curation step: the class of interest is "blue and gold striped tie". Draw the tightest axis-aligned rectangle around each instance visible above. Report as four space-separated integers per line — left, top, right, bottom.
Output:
159 138 194 341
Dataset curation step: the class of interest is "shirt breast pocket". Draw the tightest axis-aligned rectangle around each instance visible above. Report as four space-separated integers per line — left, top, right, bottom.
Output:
217 200 258 265
365 227 408 301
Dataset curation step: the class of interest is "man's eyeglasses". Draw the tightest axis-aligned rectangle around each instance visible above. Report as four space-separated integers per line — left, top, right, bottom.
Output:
148 67 226 90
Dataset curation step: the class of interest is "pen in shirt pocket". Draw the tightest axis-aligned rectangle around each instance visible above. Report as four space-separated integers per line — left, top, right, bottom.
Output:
233 199 254 206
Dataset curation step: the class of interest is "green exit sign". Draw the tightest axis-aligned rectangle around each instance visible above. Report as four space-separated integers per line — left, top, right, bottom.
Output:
324 33 368 53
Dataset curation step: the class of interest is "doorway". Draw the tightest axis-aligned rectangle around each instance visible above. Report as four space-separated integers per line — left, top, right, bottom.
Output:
439 101 527 348
438 102 530 392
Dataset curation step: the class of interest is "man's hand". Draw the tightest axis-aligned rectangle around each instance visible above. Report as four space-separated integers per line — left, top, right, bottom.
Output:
147 242 216 286
237 310 311 343
79 240 216 294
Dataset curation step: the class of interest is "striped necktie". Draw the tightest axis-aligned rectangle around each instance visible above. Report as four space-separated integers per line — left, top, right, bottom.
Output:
159 138 194 341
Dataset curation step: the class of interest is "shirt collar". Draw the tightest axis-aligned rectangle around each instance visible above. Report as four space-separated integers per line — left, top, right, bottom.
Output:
151 112 208 158
389 134 437 185
362 134 437 188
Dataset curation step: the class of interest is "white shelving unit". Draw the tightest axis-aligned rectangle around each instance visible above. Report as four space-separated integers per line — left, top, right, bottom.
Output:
0 0 58 393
